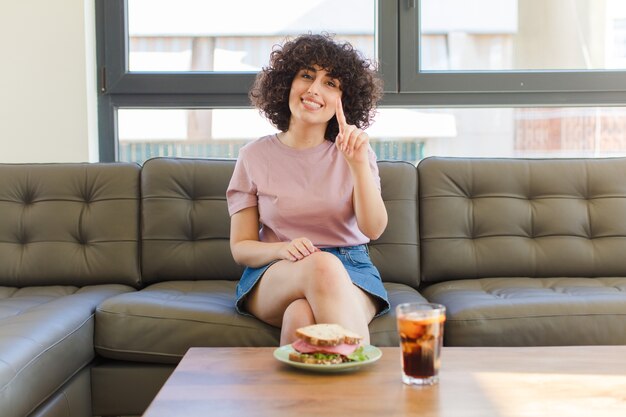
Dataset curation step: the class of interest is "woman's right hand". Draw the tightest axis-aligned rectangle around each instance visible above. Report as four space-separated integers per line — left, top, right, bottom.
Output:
279 237 319 262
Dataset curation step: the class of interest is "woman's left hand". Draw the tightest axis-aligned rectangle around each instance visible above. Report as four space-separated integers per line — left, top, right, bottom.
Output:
335 97 370 166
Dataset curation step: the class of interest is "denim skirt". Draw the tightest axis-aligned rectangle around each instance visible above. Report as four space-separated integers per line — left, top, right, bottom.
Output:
235 244 390 318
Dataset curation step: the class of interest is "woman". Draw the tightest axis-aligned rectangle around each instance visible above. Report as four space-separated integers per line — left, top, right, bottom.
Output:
227 33 388 346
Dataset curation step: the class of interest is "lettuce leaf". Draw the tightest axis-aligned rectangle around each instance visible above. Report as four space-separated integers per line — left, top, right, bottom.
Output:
347 346 369 362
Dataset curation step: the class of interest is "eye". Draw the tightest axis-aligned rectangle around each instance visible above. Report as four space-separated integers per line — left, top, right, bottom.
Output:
326 80 338 88
301 72 313 80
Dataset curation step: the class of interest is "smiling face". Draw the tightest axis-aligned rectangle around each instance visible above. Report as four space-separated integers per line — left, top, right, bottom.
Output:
287 64 342 130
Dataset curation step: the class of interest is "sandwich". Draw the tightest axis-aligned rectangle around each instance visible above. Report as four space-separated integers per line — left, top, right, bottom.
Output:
289 323 369 365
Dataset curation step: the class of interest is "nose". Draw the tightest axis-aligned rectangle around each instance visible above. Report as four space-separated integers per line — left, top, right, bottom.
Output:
307 78 324 95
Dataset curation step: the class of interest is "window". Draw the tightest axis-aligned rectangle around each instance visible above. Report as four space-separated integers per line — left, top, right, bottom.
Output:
117 108 437 165
97 0 626 163
97 0 386 161
400 0 626 98
420 107 626 158
127 0 376 73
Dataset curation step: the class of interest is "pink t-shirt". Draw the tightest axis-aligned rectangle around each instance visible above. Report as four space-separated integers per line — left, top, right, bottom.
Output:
226 134 381 248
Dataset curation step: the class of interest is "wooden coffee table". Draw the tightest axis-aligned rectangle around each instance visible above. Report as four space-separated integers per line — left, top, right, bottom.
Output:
143 346 626 417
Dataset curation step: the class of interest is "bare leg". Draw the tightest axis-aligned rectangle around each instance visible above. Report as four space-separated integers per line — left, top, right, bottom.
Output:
245 251 378 344
280 299 315 345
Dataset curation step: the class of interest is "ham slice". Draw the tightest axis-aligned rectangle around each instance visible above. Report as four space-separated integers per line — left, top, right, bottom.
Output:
292 338 359 356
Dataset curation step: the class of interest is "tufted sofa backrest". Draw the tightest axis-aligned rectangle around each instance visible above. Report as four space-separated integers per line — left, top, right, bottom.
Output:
418 157 626 284
140 157 420 288
141 158 242 284
370 160 419 287
0 163 141 287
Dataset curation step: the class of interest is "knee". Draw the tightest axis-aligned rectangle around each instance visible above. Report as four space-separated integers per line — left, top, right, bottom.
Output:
301 252 351 295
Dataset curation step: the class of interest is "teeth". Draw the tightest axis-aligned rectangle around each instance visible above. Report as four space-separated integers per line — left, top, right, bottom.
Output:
302 99 322 108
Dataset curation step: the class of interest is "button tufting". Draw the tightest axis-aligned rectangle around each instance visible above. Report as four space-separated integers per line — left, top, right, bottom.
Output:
21 193 34 205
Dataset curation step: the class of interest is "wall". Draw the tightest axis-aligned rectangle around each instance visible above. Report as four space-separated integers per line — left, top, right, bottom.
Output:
0 1 98 163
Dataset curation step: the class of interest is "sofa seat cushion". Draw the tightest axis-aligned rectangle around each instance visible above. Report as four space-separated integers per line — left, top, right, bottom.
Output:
95 281 279 364
422 277 626 346
95 281 426 363
0 284 134 417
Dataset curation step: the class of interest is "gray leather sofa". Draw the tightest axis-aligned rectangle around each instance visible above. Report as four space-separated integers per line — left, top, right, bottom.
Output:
0 163 141 417
1 156 625 417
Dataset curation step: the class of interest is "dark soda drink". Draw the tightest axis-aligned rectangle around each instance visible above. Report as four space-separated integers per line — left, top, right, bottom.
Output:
396 304 446 385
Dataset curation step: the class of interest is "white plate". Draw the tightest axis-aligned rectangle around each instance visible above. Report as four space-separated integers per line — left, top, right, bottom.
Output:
273 344 382 373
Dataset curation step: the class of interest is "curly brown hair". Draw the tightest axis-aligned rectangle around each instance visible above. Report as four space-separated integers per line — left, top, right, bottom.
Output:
249 33 384 141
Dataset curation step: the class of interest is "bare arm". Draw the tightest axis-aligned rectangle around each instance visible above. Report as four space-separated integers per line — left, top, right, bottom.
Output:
349 161 388 240
230 206 319 267
335 97 388 240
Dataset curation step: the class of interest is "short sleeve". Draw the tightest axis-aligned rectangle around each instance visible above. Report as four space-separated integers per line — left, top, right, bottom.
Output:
226 148 258 216
368 146 381 191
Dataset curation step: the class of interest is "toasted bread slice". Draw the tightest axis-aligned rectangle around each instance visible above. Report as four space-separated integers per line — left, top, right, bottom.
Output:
295 323 362 347
288 352 344 365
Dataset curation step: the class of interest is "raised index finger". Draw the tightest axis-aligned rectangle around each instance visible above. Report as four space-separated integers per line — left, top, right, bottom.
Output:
336 97 347 133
